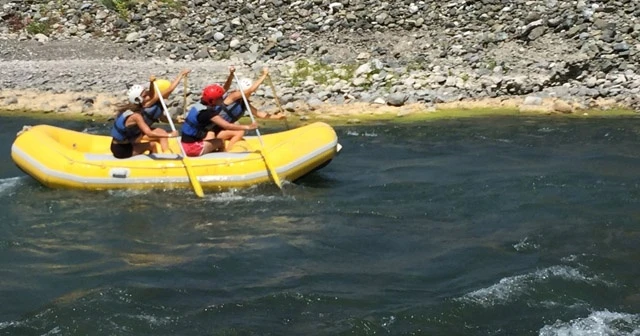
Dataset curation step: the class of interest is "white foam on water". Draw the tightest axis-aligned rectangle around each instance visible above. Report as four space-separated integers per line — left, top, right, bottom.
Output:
42 326 62 335
107 189 152 197
513 236 541 252
203 187 288 203
458 265 615 308
539 310 640 336
538 300 590 310
0 320 22 330
538 127 558 133
346 130 378 137
129 314 175 326
0 177 23 195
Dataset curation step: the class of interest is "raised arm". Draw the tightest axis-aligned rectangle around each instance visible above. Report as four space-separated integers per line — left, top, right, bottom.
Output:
222 66 235 91
144 69 191 107
244 67 268 96
226 67 269 102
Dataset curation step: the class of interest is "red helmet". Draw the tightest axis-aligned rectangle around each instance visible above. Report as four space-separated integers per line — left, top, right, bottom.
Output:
201 84 225 104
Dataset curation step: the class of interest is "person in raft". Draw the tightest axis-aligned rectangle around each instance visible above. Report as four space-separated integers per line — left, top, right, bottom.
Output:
110 69 190 158
211 66 286 151
180 81 258 156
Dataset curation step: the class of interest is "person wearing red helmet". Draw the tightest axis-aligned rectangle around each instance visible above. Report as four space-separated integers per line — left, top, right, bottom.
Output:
180 68 258 156
195 66 285 152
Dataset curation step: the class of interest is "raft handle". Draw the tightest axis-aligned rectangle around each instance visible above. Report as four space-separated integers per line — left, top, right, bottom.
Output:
110 168 130 179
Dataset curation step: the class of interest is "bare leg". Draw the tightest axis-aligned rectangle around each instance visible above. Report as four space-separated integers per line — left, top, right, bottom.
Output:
201 139 224 155
216 129 245 151
132 142 156 156
141 129 171 153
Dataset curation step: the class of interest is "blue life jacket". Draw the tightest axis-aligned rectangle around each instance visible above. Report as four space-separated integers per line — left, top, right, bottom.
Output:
182 102 215 140
110 111 142 142
216 92 246 123
142 102 163 125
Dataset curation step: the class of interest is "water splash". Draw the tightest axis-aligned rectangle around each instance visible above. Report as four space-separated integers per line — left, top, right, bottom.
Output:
513 236 541 252
458 265 615 307
0 177 23 196
107 188 152 197
539 310 640 336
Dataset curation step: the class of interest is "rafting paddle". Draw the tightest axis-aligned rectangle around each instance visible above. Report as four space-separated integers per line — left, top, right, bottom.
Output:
154 83 205 198
182 73 188 117
265 74 289 130
233 71 283 190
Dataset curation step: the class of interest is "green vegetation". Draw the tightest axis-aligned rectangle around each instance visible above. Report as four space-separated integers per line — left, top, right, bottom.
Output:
0 109 110 122
100 0 131 18
288 58 358 86
296 108 639 127
100 0 184 18
2 107 636 127
25 21 51 35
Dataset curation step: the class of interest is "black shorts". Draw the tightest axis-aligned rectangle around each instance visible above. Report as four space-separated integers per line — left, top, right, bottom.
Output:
111 142 133 159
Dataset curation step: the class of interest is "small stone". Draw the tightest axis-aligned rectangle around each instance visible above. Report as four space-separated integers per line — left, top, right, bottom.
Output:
387 93 408 107
4 96 18 105
34 33 48 42
553 100 573 113
523 96 543 105
125 32 140 42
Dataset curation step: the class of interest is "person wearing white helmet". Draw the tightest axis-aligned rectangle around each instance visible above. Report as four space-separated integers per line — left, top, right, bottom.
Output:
207 66 286 151
109 69 190 158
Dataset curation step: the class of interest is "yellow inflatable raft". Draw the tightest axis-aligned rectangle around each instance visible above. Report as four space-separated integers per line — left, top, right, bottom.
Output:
11 122 340 192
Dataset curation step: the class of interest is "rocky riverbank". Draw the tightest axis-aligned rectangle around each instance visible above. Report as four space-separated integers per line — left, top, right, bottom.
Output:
0 0 639 118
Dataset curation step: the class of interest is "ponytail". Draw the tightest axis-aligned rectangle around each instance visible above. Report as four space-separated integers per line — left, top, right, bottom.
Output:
114 102 143 117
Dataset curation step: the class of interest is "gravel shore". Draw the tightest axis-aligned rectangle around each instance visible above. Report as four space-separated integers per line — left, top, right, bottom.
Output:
1 0 639 118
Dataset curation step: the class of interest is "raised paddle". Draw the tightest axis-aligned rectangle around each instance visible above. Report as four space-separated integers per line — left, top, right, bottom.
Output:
232 71 283 190
182 73 188 117
154 84 205 198
265 74 289 130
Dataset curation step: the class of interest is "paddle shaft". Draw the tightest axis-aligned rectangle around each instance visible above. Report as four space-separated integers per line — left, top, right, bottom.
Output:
265 74 289 130
232 72 283 189
154 83 205 198
233 73 263 143
183 75 188 116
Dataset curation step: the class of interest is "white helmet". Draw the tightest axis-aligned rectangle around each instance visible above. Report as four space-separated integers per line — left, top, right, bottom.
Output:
238 78 252 91
127 84 145 104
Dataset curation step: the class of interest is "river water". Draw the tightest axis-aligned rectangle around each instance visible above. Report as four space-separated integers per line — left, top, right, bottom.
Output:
1 114 639 335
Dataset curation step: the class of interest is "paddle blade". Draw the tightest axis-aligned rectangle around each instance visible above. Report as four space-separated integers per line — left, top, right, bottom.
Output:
183 156 204 197
260 150 283 190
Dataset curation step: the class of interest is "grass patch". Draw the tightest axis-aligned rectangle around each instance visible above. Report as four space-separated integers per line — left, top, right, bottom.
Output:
289 58 358 87
284 107 639 127
101 0 184 17
0 109 111 122
26 21 51 35
1 107 636 127
100 0 132 18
